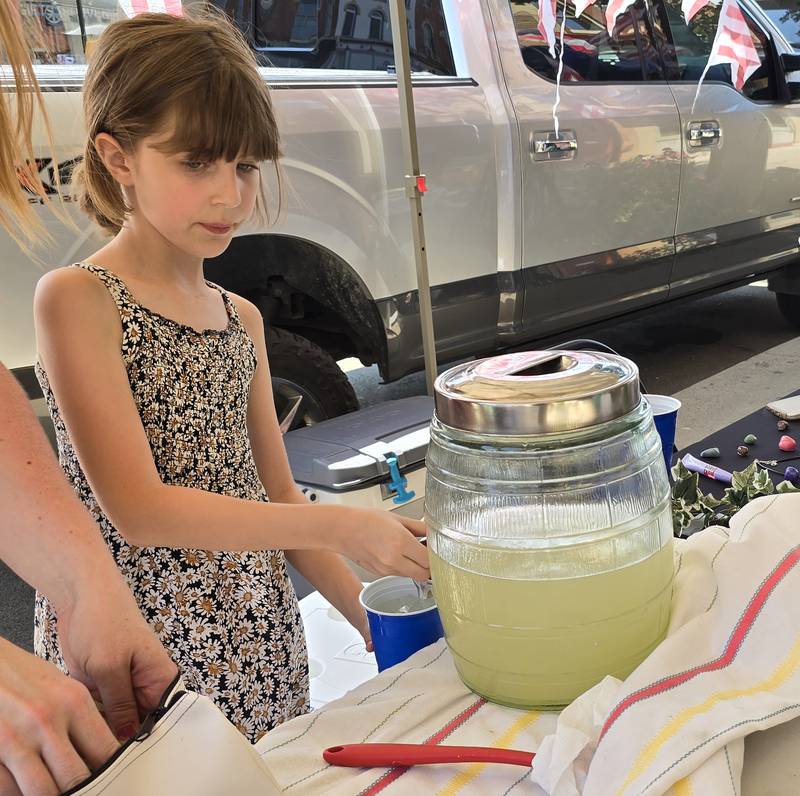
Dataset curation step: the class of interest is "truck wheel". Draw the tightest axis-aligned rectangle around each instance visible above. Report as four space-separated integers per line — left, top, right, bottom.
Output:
267 327 359 431
776 292 800 330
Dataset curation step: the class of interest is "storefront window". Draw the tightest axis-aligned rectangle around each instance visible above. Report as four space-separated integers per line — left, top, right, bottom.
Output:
510 0 662 82
368 10 385 41
252 0 456 75
17 0 124 65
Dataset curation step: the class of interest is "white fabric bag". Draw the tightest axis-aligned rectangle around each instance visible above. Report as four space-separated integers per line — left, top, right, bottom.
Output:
65 678 281 796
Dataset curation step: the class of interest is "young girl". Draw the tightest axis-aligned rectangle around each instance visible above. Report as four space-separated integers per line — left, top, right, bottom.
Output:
33 11 429 742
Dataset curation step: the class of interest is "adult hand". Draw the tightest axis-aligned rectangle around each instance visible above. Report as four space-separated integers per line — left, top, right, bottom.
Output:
335 509 430 581
55 575 178 743
0 637 118 796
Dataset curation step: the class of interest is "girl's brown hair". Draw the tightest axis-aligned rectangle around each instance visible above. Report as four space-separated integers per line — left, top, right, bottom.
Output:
0 0 55 247
75 9 282 234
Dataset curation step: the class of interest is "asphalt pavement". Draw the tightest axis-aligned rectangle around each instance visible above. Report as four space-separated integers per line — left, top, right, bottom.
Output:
346 281 800 449
3 280 799 653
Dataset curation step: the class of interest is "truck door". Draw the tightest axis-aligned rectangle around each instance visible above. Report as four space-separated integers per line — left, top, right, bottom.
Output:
651 0 800 298
494 0 682 336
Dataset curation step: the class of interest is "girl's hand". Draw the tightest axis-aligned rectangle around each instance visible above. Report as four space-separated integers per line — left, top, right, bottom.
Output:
354 609 374 653
334 509 430 581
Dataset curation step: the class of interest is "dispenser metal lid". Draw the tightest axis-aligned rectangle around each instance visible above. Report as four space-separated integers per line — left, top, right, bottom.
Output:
433 350 640 435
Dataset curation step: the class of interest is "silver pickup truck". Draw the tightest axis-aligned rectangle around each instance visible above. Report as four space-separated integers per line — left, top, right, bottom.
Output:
3 0 800 428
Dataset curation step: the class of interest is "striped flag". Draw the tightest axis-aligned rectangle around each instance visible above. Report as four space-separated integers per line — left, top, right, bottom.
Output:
605 0 637 34
118 0 183 18
697 0 760 91
682 0 714 22
538 0 558 57
573 0 596 17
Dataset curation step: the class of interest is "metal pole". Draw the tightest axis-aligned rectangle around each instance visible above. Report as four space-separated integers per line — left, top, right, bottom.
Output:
75 0 87 55
387 0 437 397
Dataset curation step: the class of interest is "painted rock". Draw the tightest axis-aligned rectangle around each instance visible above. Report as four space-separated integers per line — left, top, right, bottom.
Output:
779 435 797 453
737 445 749 457
778 420 790 432
700 447 721 459
743 433 758 445
785 466 800 487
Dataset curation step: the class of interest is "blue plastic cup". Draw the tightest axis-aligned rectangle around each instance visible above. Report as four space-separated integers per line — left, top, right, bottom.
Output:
359 576 444 672
645 394 682 474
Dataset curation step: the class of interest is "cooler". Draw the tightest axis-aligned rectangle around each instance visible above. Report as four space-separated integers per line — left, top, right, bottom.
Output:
284 396 432 520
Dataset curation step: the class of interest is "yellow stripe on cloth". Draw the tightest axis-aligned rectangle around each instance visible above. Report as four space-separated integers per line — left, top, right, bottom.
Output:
671 777 693 796
616 634 800 795
436 710 540 796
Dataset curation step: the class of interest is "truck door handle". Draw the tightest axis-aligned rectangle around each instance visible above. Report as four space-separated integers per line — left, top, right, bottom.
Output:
532 130 578 161
687 121 721 147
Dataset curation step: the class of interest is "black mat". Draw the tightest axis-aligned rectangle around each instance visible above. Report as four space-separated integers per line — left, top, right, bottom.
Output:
676 389 800 500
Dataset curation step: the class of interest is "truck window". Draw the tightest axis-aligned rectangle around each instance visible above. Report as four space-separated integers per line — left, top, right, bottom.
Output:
17 0 124 65
509 0 663 83
759 2 800 49
652 0 776 101
249 0 456 75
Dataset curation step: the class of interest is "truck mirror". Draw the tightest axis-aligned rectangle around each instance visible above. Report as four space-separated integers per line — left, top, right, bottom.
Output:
778 52 800 103
780 53 800 72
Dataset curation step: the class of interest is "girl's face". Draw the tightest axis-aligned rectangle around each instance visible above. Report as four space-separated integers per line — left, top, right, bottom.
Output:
125 130 261 259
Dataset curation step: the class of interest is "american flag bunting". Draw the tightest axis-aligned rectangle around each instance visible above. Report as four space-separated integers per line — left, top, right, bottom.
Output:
682 0 715 23
697 0 760 92
538 0 558 57
119 0 183 18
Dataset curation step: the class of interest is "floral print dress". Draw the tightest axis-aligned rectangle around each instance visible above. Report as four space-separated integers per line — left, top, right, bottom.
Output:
34 262 309 742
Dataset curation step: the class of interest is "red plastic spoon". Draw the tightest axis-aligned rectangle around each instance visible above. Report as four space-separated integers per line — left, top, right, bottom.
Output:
323 743 535 768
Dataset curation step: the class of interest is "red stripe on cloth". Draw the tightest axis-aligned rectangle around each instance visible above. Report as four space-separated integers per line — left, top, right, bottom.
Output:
598 545 800 744
684 0 709 21
130 0 149 14
359 698 487 796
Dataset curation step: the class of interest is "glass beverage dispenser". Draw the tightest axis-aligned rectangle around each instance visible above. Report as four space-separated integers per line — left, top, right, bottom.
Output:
425 351 674 709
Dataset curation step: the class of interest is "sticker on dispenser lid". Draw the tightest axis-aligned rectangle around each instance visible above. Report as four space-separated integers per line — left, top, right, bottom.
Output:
474 352 537 378
474 351 579 380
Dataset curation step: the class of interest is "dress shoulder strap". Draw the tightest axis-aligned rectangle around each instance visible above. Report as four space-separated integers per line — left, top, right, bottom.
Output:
71 261 138 312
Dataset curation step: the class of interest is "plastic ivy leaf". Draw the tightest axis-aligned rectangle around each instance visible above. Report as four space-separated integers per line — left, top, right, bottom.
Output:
731 462 756 494
684 514 707 536
701 492 724 510
671 457 798 535
777 480 800 494
748 468 775 498
671 459 691 481
671 460 700 503
673 471 698 503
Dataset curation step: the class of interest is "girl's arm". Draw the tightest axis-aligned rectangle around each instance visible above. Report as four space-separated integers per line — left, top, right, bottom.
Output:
230 296 375 644
264 482 371 648
33 268 429 580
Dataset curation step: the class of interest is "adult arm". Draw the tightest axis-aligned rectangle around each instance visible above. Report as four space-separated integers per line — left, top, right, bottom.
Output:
0 637 118 796
0 363 177 788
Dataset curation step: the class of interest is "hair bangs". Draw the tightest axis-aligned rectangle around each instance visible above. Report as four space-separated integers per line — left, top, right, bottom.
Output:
153 63 280 165
78 10 283 233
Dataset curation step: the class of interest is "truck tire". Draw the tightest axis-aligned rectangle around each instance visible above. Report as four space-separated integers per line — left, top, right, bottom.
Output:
267 327 359 431
776 292 800 330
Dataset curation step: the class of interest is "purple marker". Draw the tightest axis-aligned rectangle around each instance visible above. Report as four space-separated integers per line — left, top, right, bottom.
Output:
682 453 733 485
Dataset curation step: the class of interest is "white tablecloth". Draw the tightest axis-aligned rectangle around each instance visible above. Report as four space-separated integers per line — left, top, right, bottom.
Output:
258 494 800 795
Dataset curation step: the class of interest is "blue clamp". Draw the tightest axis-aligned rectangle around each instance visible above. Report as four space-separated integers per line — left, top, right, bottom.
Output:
385 452 415 505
